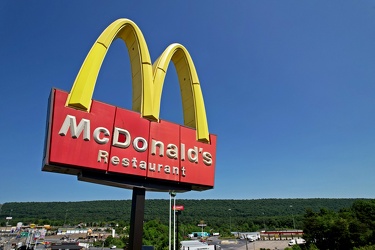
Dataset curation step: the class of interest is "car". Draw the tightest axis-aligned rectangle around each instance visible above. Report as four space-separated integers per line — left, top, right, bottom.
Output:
110 246 117 249
246 235 257 242
288 238 306 246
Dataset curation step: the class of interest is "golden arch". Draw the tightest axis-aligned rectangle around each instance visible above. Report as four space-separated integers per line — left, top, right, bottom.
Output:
67 18 210 142
153 43 209 142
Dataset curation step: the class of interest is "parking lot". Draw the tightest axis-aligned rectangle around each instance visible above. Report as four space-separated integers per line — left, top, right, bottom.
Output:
218 239 290 250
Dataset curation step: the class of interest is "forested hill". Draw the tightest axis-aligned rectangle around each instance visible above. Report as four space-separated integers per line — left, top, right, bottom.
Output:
0 198 366 229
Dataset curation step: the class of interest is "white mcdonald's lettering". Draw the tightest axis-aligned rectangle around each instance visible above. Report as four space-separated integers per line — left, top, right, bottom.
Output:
58 115 90 141
93 127 110 144
112 129 149 152
166 144 178 159
97 150 186 177
151 140 164 156
58 114 213 166
133 137 148 152
202 151 212 166
112 128 131 148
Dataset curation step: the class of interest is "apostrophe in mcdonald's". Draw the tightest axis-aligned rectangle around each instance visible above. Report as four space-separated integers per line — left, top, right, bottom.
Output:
43 18 217 192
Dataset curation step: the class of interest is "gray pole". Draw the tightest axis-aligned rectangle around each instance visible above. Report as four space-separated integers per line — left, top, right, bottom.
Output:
169 192 176 250
173 194 176 250
64 209 68 227
129 187 146 250
290 205 296 229
228 209 232 233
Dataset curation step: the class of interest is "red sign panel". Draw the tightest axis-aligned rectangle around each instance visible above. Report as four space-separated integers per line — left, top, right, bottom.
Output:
172 205 184 211
148 120 180 182
48 89 115 172
107 107 150 177
180 126 216 187
43 89 217 191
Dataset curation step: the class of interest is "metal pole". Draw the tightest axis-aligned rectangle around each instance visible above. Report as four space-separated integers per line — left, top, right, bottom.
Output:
176 211 180 250
129 187 145 250
169 193 172 250
173 195 176 250
262 212 266 230
169 192 176 250
290 205 296 229
228 209 232 234
9 209 13 227
64 209 68 227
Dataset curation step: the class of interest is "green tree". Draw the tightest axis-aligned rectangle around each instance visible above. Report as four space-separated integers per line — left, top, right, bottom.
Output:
351 200 375 246
104 236 125 248
303 200 375 249
142 219 169 250
303 208 351 249
354 246 375 250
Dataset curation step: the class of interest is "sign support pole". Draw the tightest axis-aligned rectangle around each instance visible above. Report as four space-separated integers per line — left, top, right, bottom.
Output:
129 187 145 250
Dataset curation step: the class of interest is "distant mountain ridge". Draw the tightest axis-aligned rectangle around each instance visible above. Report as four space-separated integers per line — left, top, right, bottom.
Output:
0 198 368 228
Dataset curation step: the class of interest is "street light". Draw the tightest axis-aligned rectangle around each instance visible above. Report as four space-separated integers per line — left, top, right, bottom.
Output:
6 209 13 232
64 209 68 227
289 205 295 229
6 209 13 225
228 209 232 233
169 191 176 250
262 212 266 230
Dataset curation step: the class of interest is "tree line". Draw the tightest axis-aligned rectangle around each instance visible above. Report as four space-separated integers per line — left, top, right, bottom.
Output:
302 199 375 250
2 198 375 249
0 198 357 230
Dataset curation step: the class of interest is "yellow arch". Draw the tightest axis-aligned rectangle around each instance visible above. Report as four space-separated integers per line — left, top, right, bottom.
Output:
153 44 209 142
66 18 210 142
67 18 154 118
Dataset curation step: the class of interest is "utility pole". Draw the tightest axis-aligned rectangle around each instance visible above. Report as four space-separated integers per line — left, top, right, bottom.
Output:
169 191 176 250
64 209 68 227
290 205 296 229
228 209 232 233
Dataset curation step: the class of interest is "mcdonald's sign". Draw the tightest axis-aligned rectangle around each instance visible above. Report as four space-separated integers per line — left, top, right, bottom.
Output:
42 18 217 191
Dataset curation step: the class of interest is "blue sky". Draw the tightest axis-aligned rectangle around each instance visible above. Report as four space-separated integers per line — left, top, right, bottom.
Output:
1 1 375 203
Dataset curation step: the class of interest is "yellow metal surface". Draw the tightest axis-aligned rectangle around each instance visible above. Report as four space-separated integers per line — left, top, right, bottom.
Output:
152 44 209 142
66 18 210 142
67 18 154 117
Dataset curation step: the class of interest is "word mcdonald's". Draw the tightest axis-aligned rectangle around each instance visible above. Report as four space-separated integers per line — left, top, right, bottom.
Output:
42 18 217 192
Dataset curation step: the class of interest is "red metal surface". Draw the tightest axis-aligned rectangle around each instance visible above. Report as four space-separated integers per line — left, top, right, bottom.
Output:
107 107 150 177
147 120 180 182
48 89 115 172
172 205 185 211
179 126 217 187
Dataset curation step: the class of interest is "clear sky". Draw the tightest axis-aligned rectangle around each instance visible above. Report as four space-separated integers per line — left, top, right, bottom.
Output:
1 1 375 203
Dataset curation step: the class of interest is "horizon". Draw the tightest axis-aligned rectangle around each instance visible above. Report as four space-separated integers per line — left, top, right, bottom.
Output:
0 197 370 205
